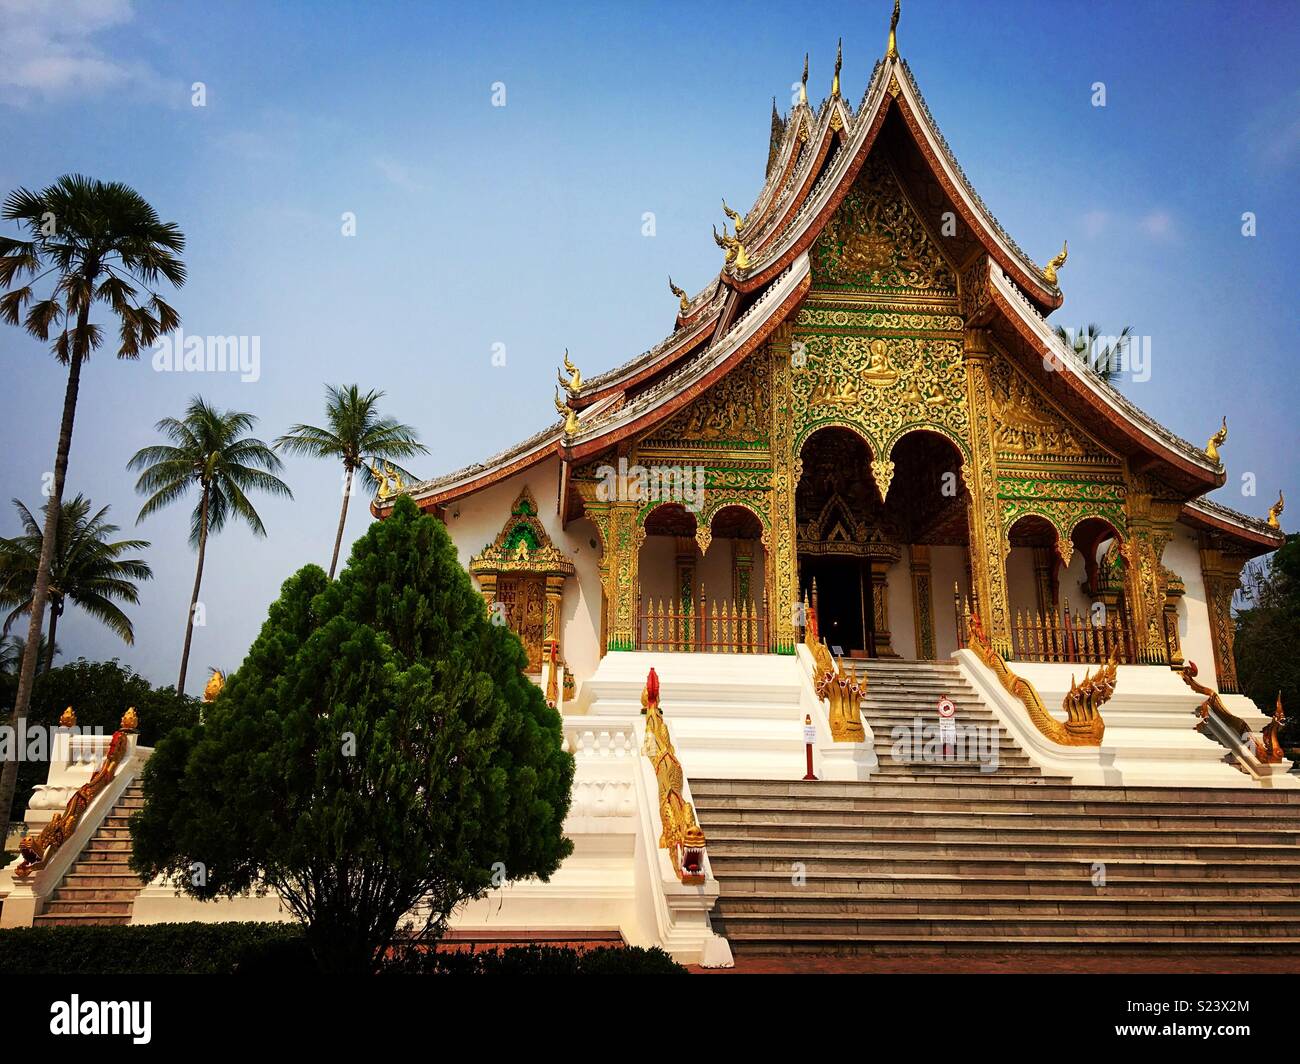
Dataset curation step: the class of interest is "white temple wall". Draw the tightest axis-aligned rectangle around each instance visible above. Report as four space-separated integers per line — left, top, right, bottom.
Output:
1005 546 1038 620
886 556 916 658
439 456 604 688
931 545 969 658
1166 522 1216 684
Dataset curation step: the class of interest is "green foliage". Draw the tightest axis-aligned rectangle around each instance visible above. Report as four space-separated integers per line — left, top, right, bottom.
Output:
131 496 574 974
0 923 686 975
0 922 301 975
1234 534 1300 746
13 658 200 817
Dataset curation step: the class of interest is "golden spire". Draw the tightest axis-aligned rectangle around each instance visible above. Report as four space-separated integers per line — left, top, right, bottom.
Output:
59 706 76 727
832 37 842 96
721 198 745 233
1043 240 1068 285
554 388 579 436
713 224 749 270
1267 490 1285 529
557 348 582 394
120 707 139 731
668 276 689 313
886 0 900 59
1206 416 1228 463
800 53 809 104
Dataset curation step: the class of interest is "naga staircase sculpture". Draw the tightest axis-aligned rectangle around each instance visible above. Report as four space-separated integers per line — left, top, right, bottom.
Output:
640 668 708 885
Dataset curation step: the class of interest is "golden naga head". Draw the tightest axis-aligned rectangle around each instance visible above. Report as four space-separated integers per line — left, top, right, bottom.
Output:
553 388 579 436
384 461 404 493
1267 490 1285 529
557 348 582 394
120 707 139 731
721 197 745 233
712 223 749 270
203 668 225 703
1206 416 1228 463
668 276 689 314
370 460 392 500
1043 240 1068 285
58 706 76 728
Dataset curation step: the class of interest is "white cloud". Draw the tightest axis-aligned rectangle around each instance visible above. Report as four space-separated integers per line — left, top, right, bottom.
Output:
374 156 429 193
1081 209 1110 238
0 0 165 104
1138 209 1177 241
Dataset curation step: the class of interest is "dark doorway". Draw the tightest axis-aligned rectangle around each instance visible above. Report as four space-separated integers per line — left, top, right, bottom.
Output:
800 555 871 655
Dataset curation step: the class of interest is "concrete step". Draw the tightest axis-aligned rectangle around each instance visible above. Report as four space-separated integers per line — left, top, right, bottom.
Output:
714 892 1300 917
710 912 1300 938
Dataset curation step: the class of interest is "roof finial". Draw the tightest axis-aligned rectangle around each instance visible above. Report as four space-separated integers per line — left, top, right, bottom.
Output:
832 37 843 97
558 348 582 395
722 198 745 233
886 0 901 60
1267 490 1285 529
1043 240 1068 285
554 388 579 437
668 276 689 314
800 53 809 105
1206 416 1228 463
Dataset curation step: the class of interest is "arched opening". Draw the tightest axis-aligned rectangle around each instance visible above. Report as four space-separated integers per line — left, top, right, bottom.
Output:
1006 514 1062 659
636 503 698 651
699 505 767 652
796 427 969 658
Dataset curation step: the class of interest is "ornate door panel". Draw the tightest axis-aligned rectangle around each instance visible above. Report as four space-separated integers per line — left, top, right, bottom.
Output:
498 574 546 672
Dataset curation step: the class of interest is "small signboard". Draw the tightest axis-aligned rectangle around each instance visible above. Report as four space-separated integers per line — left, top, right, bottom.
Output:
803 722 818 745
830 645 844 657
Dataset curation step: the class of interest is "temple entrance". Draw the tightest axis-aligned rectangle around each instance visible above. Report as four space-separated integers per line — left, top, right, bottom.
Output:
796 426 971 659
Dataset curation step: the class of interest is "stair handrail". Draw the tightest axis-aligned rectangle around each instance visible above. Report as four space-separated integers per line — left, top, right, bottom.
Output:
805 625 868 742
640 668 708 884
966 614 1109 746
1180 662 1287 769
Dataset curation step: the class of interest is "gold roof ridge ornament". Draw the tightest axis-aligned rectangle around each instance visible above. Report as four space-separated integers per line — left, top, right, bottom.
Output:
1206 415 1227 463
1043 240 1068 286
1267 490 1285 529
712 223 750 270
59 706 76 727
557 348 583 395
554 387 579 437
800 52 809 105
886 0 900 60
721 197 745 233
668 276 690 313
370 460 392 500
832 37 843 97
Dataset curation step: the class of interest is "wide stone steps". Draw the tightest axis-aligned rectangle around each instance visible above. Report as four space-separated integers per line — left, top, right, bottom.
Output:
696 664 1300 954
34 783 146 927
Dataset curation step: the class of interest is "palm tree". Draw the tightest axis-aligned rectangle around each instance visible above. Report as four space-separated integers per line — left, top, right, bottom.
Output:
1053 323 1133 384
0 174 184 843
275 384 428 578
129 397 291 692
0 495 152 672
0 635 58 676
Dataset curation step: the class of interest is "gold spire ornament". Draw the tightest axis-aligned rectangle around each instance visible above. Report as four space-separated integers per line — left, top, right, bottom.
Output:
886 0 900 59
557 348 583 394
1043 240 1068 285
668 276 690 313
800 53 809 104
370 460 392 500
554 388 580 436
721 198 745 233
203 668 225 703
1206 416 1228 463
59 706 76 727
120 707 139 731
832 37 842 96
384 462 404 493
1267 490 1285 529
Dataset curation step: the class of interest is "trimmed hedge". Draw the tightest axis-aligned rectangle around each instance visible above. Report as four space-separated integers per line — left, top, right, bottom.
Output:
0 922 301 975
0 922 688 975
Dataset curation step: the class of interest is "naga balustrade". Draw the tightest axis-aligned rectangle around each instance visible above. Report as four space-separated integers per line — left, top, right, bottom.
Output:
637 589 768 654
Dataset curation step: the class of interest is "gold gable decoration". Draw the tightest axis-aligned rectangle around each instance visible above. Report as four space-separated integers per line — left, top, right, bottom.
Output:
468 488 576 579
647 352 771 447
811 153 956 294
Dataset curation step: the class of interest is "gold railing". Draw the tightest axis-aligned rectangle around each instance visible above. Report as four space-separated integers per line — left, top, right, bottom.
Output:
955 589 1135 665
639 668 707 884
14 709 138 880
638 592 767 654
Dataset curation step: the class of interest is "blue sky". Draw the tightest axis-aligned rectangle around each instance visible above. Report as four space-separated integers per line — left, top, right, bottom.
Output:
1 0 1297 694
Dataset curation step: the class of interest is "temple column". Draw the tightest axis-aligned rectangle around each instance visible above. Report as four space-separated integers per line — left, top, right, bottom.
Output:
1198 535 1247 692
676 536 699 650
1122 474 1181 664
476 572 498 614
868 556 899 658
961 328 1013 656
1031 546 1058 618
909 544 935 660
543 574 565 663
768 321 799 654
605 501 642 651
1162 567 1185 668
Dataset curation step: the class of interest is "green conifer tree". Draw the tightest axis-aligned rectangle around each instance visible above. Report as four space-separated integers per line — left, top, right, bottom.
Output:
130 496 574 973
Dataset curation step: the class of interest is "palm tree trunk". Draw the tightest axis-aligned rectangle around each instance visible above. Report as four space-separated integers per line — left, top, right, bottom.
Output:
0 301 89 845
178 485 210 694
44 600 61 674
329 465 353 579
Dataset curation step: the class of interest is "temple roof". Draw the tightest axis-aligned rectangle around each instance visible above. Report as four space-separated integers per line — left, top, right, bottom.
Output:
382 45 1283 558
